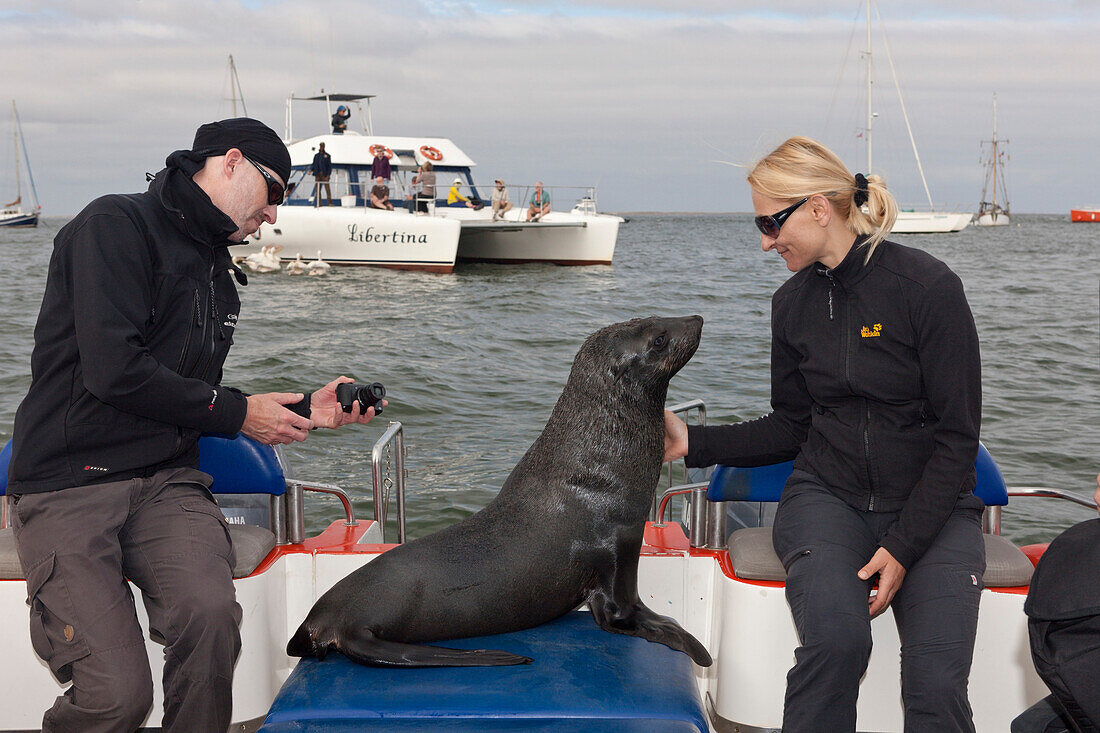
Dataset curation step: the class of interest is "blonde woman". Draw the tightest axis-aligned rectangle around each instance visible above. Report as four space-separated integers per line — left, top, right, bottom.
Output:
665 136 984 732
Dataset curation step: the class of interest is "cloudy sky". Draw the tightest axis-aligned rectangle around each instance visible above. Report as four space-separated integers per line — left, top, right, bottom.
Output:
2 1 1097 215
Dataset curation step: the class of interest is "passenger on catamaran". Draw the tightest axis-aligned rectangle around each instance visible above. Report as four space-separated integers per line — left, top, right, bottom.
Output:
412 161 435 213
331 104 350 134
309 141 332 206
369 176 394 211
664 136 985 733
5 118 382 733
526 180 550 221
491 179 513 221
370 146 392 182
447 177 477 209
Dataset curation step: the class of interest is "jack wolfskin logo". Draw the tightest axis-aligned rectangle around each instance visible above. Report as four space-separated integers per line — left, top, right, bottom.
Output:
860 323 883 338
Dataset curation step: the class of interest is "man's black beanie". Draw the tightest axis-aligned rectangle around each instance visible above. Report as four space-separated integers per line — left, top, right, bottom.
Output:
166 117 291 185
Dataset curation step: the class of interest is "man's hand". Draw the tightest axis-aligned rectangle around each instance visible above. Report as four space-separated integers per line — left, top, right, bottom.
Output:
242 393 313 445
858 547 907 619
663 410 689 464
310 376 386 429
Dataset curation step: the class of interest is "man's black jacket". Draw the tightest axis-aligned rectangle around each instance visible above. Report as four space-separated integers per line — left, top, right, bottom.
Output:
687 237 982 569
8 164 250 493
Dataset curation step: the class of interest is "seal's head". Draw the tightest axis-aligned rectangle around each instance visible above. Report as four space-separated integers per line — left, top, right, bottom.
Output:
573 316 702 398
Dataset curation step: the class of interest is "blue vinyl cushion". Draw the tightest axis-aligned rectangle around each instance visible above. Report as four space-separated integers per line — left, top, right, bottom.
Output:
0 440 10 496
0 434 284 497
706 442 1008 507
260 612 708 732
198 434 285 496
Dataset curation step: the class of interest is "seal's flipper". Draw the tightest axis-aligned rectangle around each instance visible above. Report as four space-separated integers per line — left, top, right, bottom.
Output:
589 597 713 667
340 629 532 668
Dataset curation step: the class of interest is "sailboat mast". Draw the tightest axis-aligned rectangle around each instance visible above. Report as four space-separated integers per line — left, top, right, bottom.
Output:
865 0 873 173
228 54 248 118
12 101 21 203
991 94 998 209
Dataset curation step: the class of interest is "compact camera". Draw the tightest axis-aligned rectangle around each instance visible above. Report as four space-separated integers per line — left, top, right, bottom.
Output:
335 381 386 415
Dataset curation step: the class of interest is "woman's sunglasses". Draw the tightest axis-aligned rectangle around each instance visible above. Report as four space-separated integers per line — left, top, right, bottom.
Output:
244 156 287 205
754 197 808 238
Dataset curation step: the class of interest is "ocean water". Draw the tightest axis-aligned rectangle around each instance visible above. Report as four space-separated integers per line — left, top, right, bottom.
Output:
1 214 1096 545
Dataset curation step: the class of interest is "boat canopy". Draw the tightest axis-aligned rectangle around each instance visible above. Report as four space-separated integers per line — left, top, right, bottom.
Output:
295 93 375 102
286 134 476 169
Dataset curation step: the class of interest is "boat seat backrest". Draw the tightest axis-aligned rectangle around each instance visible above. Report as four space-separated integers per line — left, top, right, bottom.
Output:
0 434 286 497
715 442 1032 588
0 435 283 579
705 442 1009 507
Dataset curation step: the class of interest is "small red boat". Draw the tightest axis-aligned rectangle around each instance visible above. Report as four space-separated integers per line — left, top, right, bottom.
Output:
1071 208 1100 222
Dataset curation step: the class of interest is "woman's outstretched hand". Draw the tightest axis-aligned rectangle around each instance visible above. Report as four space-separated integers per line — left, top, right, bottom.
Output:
663 410 689 464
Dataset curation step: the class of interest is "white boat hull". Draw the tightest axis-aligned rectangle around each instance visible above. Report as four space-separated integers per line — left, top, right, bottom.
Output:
443 209 622 265
0 210 38 228
891 211 972 233
233 206 461 273
976 212 1011 227
0 519 1055 732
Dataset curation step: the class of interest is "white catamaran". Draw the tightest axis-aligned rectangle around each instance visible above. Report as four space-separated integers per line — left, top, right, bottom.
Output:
230 93 622 273
0 101 40 228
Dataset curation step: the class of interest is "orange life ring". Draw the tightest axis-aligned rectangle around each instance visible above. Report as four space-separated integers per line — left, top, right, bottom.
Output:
419 145 443 162
370 144 394 159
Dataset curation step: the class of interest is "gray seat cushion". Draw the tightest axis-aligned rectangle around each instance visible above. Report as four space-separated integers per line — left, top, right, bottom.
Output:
727 527 785 581
983 532 1035 587
0 525 275 581
229 524 277 579
726 526 1035 588
0 528 21 579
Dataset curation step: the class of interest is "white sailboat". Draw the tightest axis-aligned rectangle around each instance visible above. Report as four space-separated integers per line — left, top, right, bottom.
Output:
858 2 970 234
975 94 1010 227
0 101 40 228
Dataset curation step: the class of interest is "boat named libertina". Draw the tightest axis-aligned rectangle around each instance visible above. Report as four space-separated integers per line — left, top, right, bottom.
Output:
231 93 622 273
0 101 41 228
975 94 1010 227
0 399 1090 731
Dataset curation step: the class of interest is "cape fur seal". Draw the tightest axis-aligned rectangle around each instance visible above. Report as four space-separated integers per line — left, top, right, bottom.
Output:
287 315 711 667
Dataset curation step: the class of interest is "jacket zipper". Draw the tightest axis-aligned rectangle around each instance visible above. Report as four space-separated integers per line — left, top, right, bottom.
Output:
864 399 875 510
195 260 221 382
841 291 876 510
175 289 200 373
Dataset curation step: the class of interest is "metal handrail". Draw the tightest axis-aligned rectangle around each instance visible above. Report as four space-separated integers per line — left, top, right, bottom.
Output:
287 480 358 527
654 483 710 526
656 399 725 549
1007 487 1098 511
371 422 408 544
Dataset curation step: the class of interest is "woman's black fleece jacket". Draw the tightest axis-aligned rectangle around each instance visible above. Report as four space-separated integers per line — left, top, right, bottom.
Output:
686 237 983 570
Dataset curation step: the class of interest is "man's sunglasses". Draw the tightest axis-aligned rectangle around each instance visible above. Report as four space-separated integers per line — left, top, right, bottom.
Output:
754 197 808 238
244 155 286 205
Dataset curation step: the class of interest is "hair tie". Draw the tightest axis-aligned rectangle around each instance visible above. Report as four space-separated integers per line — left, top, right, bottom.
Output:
853 173 869 207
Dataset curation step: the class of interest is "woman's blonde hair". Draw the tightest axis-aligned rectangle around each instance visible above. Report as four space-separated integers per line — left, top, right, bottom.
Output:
747 136 897 261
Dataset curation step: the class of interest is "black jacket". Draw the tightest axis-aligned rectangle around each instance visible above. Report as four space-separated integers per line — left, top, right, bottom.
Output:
687 238 982 569
8 163 250 493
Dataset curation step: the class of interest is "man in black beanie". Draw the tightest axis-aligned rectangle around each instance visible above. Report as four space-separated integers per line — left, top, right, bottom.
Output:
6 118 379 732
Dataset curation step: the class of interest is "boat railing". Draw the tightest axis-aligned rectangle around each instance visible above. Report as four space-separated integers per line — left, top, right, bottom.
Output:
371 421 408 544
270 423 408 545
984 487 1097 535
654 400 727 549
653 398 1098 548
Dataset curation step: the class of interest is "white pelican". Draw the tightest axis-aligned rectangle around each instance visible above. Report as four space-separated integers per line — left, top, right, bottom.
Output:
306 251 331 276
